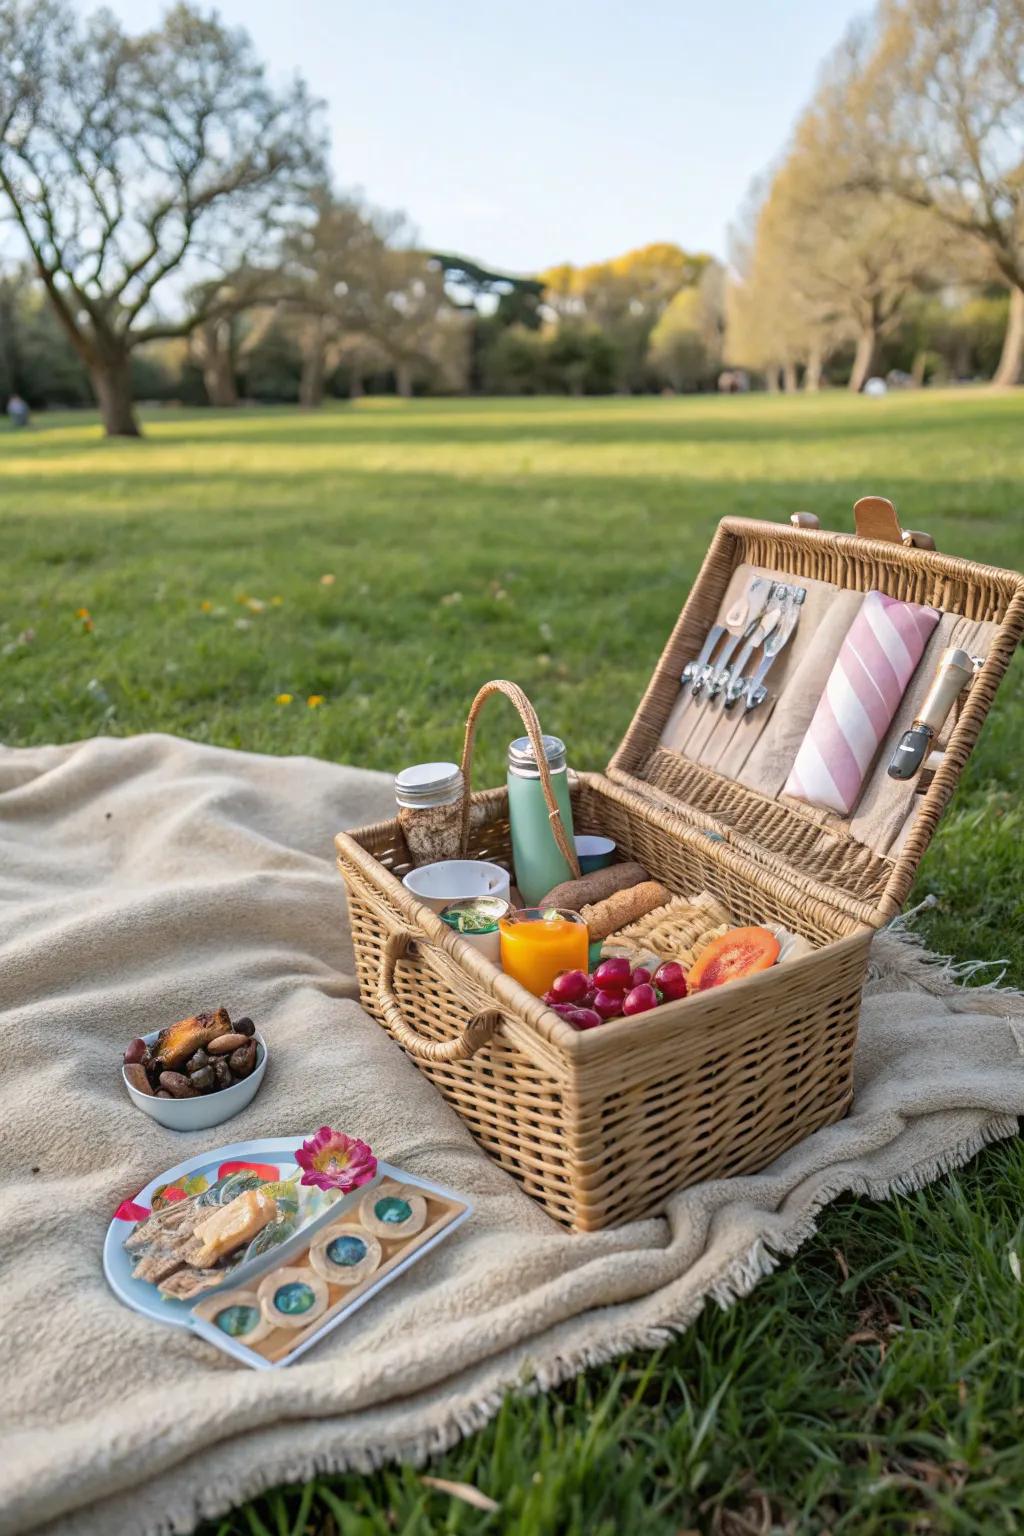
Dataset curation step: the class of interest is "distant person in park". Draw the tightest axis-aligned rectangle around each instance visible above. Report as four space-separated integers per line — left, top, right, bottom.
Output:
6 393 29 428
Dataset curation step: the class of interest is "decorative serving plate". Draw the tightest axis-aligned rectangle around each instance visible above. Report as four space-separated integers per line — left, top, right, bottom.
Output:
103 1135 472 1359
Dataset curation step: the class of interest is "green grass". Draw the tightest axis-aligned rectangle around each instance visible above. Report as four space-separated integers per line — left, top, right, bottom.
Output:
4 390 1024 1533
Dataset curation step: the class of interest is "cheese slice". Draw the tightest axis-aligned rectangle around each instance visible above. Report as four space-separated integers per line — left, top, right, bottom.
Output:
190 1189 278 1267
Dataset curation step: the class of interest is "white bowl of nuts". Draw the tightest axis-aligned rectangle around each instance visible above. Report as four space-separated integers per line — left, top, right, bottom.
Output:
121 1009 268 1131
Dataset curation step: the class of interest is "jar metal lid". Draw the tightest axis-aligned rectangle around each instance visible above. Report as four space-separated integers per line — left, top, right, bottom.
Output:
507 734 567 777
394 761 463 808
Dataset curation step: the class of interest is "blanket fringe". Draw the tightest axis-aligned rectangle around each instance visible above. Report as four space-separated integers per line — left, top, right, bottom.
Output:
869 903 1019 998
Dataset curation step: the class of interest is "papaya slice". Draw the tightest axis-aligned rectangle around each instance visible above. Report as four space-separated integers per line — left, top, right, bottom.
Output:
688 926 780 992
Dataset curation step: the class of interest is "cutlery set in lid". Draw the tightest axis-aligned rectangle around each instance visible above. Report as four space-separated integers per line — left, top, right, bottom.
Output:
682 576 807 712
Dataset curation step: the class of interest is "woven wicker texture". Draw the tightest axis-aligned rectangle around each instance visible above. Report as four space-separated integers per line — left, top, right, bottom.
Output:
336 514 1023 1230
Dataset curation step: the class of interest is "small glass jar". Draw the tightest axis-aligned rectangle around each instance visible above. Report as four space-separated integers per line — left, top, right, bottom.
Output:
395 761 464 867
506 734 576 906
498 907 589 996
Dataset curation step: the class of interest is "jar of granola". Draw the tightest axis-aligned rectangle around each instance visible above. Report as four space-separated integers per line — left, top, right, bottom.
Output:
395 762 465 866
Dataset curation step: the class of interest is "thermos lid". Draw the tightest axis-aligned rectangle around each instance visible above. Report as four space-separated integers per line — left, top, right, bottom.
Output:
507 734 567 777
394 761 464 808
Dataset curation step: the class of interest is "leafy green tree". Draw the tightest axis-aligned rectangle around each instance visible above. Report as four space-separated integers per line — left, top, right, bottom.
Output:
541 243 711 391
648 264 725 391
847 0 1024 384
0 0 325 434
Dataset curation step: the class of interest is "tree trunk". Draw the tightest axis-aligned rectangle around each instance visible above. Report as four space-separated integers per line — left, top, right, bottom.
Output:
764 365 780 393
395 360 413 398
849 327 877 393
782 360 798 392
348 370 364 399
91 351 141 437
911 349 928 388
202 351 238 408
804 345 823 392
299 338 325 409
993 284 1024 386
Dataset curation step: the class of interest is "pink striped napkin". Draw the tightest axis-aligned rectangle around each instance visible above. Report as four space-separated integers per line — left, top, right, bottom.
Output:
784 590 940 815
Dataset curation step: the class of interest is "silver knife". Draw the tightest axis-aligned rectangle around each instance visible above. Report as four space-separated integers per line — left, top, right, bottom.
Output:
741 587 806 709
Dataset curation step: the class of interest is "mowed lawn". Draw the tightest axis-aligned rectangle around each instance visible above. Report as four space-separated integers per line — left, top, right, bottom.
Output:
4 391 1024 1534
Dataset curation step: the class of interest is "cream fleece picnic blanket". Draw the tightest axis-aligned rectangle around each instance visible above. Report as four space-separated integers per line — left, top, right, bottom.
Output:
2 734 1024 1536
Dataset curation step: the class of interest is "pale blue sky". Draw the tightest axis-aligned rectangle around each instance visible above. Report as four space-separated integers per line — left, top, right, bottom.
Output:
107 0 868 273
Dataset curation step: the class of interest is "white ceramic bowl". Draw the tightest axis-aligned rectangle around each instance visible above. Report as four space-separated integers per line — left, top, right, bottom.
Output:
402 859 510 914
121 1028 268 1131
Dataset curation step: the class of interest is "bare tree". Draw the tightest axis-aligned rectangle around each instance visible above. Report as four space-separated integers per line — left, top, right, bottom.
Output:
0 0 325 434
846 0 1024 383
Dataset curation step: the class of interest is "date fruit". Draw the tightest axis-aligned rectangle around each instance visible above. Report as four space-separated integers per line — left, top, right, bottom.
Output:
229 1041 257 1078
124 1062 154 1096
123 1037 148 1065
159 1071 198 1098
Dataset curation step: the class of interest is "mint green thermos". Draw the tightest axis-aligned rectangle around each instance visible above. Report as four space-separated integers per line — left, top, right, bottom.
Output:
507 734 576 906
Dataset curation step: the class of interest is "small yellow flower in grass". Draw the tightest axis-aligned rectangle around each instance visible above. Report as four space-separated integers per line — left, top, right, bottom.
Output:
75 606 94 633
275 693 294 706
75 607 90 619
199 599 213 613
271 595 283 607
307 694 325 709
319 573 335 587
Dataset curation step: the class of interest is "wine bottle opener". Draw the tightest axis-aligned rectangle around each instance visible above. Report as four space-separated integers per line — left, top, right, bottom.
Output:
886 647 977 780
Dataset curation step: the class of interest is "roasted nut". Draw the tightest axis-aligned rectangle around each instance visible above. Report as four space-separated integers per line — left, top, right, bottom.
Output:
212 1058 233 1090
124 1062 154 1096
208 1032 248 1056
186 1048 210 1072
234 1017 255 1037
188 1065 215 1092
123 1037 148 1065
159 1071 198 1098
229 1040 257 1078
156 1090 172 1099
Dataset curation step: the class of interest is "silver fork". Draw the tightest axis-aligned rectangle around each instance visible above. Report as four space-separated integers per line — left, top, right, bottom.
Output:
712 582 786 703
742 587 806 709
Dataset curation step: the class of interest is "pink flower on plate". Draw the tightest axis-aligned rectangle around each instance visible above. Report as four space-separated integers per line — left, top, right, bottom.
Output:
296 1127 377 1193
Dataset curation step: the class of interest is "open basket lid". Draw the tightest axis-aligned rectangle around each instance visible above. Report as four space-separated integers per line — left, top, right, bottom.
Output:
605 500 1024 930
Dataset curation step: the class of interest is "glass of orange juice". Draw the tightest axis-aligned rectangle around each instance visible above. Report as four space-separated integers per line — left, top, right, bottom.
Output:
498 908 589 997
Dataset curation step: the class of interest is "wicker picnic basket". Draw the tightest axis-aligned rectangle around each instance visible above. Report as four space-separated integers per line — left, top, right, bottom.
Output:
336 500 1024 1231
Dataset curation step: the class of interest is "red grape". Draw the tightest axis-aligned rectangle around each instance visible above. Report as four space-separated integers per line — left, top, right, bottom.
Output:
622 983 659 1016
551 969 590 1003
567 1007 604 1030
629 966 653 988
593 957 632 992
653 961 688 1001
592 989 624 1020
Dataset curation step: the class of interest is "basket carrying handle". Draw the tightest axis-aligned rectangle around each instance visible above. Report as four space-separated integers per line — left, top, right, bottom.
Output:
457 679 581 878
377 929 502 1063
791 499 936 551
